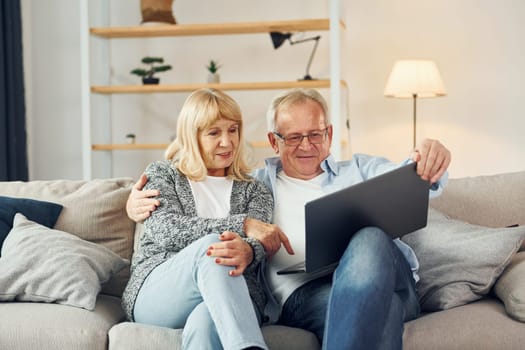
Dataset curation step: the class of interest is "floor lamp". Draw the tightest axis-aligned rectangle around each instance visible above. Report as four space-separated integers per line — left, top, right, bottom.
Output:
384 60 447 148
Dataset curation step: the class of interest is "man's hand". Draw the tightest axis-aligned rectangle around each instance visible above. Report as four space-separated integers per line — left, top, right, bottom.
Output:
126 174 160 223
207 231 254 277
244 217 294 258
410 139 451 183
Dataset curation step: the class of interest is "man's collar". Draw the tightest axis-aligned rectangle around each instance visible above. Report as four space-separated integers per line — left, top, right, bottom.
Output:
264 154 339 177
320 154 339 176
264 156 282 172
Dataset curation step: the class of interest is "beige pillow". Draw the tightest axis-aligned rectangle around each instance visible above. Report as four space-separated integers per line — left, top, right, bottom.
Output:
0 178 135 297
0 214 128 310
494 251 525 322
402 209 525 311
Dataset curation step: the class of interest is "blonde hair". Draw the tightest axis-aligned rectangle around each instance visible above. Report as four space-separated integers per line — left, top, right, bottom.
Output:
165 88 252 181
266 88 330 132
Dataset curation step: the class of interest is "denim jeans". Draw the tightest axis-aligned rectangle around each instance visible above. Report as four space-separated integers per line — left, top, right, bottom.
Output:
133 234 268 350
278 227 420 350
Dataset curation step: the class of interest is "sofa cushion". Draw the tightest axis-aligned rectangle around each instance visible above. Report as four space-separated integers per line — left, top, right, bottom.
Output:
0 214 129 310
404 299 525 350
494 251 525 322
0 178 136 297
402 208 525 311
0 295 124 350
0 195 63 253
108 322 320 350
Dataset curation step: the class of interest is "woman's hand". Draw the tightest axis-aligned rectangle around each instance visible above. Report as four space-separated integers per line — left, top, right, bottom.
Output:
207 231 254 277
126 174 160 222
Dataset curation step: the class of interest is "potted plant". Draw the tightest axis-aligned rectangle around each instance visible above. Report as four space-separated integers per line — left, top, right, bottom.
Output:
131 56 172 84
125 133 136 144
206 59 221 83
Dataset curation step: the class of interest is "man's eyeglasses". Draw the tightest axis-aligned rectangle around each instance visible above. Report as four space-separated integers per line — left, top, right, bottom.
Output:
272 127 329 146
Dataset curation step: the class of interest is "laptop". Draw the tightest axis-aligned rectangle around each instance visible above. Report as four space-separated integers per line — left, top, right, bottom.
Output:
277 162 430 275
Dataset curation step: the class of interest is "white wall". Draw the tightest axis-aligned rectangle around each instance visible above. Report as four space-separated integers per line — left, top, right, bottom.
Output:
22 0 525 180
346 0 525 177
23 0 83 180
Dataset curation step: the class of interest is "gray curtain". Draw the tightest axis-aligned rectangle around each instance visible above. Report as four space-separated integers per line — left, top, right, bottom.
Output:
0 0 28 181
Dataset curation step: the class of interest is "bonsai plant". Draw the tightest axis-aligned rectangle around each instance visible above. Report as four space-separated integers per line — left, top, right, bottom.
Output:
125 133 136 144
131 56 172 85
206 59 221 83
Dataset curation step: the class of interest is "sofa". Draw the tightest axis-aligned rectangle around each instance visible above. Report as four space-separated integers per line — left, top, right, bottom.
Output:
0 170 524 350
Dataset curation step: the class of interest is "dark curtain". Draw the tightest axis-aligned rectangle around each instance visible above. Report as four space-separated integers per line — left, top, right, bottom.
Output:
0 0 28 181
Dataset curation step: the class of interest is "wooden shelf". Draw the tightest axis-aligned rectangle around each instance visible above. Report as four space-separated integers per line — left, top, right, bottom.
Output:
92 143 168 151
90 19 344 38
91 80 347 94
92 141 271 151
90 140 348 151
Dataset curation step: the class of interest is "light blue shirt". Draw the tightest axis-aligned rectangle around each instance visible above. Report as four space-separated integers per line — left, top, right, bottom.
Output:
252 153 448 282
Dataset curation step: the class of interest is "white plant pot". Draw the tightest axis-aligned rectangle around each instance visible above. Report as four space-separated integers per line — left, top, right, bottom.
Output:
207 73 220 83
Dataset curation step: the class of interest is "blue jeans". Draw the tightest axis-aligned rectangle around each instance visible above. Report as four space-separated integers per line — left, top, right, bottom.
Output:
278 227 420 350
133 234 268 350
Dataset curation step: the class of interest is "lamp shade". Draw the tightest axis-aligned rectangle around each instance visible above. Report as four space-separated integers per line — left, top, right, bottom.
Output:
384 60 447 98
270 32 292 49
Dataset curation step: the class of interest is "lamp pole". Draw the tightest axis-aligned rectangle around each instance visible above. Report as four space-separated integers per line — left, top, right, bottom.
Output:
288 35 321 81
412 93 417 149
301 36 320 80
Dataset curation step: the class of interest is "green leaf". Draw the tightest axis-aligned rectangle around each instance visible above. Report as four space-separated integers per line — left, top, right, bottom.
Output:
130 68 148 77
142 57 164 64
206 60 221 73
153 65 172 73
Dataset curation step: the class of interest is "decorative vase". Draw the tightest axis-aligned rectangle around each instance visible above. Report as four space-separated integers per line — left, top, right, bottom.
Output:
207 73 220 84
140 0 176 24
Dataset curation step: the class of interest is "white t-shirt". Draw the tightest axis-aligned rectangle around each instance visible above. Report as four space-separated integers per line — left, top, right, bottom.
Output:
189 176 233 218
268 171 328 306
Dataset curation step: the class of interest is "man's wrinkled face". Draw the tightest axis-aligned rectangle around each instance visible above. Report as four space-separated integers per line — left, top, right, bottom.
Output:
268 99 332 180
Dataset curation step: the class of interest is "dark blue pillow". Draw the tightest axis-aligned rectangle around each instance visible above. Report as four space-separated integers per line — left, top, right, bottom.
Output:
0 196 63 254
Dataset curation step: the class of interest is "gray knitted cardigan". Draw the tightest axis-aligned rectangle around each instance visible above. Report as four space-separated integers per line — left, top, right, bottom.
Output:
121 160 273 321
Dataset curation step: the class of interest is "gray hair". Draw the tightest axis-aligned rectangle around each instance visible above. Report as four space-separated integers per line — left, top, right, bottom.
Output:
266 88 330 132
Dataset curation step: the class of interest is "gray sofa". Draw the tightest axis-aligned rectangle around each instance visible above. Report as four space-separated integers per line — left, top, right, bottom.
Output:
1 170 524 350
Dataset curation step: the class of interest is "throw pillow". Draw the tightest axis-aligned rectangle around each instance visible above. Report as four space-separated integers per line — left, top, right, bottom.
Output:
0 214 129 310
402 208 525 311
494 251 525 322
0 196 63 254
0 177 136 297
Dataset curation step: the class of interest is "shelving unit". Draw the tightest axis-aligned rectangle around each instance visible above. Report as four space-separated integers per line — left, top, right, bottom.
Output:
80 1 347 180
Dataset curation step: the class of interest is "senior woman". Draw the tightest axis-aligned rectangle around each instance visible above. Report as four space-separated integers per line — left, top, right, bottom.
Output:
121 88 277 350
